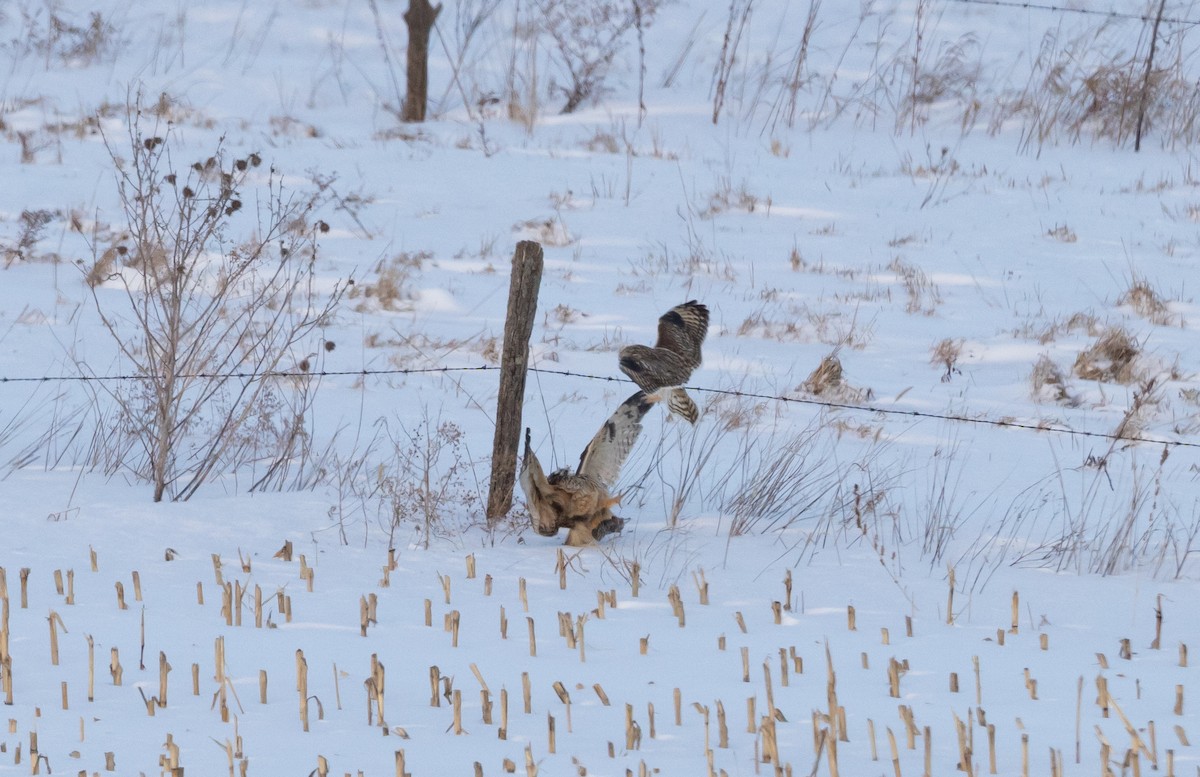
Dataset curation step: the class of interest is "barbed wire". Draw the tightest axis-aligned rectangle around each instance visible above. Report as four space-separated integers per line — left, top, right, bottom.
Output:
945 0 1200 26
1 363 1195 451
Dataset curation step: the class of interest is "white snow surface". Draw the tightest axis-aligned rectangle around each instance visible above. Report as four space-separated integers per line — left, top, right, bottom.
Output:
0 0 1199 774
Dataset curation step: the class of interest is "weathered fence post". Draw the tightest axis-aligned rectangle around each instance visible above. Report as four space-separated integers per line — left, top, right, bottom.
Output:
487 241 543 523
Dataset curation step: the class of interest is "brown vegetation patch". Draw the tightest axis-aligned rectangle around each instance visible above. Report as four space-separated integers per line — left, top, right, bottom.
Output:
1073 327 1140 384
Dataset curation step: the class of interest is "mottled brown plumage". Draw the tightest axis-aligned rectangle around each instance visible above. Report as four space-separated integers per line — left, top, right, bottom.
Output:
519 391 654 545
618 300 709 423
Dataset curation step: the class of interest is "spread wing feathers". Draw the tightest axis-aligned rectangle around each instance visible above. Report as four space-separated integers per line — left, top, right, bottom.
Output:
618 346 689 392
520 427 562 537
654 300 710 366
576 390 654 486
618 301 710 393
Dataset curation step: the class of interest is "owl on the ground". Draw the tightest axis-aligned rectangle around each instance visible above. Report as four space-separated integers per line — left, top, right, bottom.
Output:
520 390 653 545
618 300 709 424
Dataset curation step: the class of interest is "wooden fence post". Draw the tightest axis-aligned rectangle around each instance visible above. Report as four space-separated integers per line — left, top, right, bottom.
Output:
487 241 544 522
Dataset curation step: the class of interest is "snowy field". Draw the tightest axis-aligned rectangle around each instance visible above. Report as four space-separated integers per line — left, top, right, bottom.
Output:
2 0 1200 774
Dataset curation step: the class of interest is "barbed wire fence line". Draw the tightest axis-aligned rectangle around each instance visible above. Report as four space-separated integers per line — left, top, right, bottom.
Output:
944 0 1200 26
1 363 1195 452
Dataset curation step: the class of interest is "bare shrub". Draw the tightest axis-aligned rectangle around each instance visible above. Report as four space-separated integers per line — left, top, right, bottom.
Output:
86 109 346 501
1073 327 1141 384
434 0 505 119
323 412 484 547
2 209 58 266
376 415 483 548
535 0 658 113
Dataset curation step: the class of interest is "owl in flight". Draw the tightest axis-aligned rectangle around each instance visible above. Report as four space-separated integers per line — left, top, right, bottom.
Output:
520 391 653 545
618 300 709 424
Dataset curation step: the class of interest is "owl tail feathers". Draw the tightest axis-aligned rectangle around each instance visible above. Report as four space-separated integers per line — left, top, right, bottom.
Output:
602 492 623 509
667 388 700 424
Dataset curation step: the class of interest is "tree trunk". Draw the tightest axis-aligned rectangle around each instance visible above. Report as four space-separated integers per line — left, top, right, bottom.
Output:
402 0 442 122
487 241 543 523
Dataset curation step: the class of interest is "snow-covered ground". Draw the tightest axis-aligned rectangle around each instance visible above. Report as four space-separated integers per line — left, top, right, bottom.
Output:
2 0 1200 773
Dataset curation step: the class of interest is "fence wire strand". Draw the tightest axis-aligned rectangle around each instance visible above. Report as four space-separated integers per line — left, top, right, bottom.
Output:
1 363 1195 452
945 0 1200 26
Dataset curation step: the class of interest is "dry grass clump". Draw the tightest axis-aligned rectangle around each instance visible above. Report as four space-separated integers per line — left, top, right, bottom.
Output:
800 352 872 402
1117 278 1180 327
1014 311 1101 344
349 251 429 312
700 178 766 218
549 303 580 325
85 243 124 287
930 338 963 382
8 7 121 67
990 21 1200 151
889 257 941 314
707 393 767 431
718 421 899 553
1030 354 1079 406
736 302 873 350
737 311 804 342
515 217 573 247
1073 327 1141 384
270 115 321 139
1045 223 1077 242
585 130 621 154
899 34 983 129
